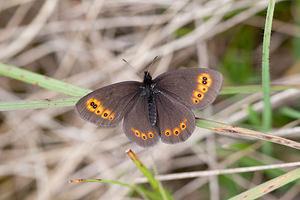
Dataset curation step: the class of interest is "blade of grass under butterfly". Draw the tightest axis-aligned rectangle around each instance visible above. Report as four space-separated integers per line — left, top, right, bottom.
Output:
70 179 160 200
1 84 299 111
196 119 300 150
229 167 300 200
0 62 91 96
126 149 173 200
0 97 80 111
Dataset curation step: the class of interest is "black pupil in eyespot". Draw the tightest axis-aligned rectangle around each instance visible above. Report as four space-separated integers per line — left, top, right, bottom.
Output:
104 113 108 117
203 77 207 80
175 131 178 134
97 111 100 113
93 105 97 108
182 125 185 128
198 94 201 97
202 81 207 84
90 102 94 106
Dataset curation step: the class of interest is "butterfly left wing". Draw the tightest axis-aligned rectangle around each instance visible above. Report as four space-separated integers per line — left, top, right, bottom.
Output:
75 81 141 127
123 96 160 147
155 92 195 144
154 68 222 110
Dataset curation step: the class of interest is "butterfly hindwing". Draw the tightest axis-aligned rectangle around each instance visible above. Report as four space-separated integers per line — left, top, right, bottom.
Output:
75 81 141 127
123 96 160 147
155 92 195 144
154 68 222 110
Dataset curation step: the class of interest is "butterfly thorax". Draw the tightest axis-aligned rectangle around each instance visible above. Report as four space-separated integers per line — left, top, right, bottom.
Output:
142 71 158 127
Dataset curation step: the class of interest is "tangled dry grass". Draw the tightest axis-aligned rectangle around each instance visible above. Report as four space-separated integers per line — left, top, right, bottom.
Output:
0 0 300 199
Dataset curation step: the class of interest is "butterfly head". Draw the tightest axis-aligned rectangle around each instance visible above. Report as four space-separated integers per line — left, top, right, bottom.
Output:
143 71 153 85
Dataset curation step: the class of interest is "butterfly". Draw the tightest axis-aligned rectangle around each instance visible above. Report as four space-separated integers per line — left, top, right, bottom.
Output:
75 68 222 147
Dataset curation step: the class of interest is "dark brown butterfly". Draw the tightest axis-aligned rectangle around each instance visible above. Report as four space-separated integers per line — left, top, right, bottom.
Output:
75 68 222 147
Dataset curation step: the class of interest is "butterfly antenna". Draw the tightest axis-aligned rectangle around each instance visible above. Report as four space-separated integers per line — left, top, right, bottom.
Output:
146 56 159 72
122 58 136 70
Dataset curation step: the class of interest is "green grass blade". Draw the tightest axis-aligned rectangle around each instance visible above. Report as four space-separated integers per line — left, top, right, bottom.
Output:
261 0 275 156
0 62 91 96
70 178 159 199
220 84 300 95
0 97 80 111
262 0 275 131
2 84 299 111
280 107 300 119
229 167 300 200
126 149 173 200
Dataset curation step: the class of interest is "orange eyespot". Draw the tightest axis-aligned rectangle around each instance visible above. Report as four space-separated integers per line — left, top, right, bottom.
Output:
165 129 172 136
86 98 94 106
198 85 208 93
193 90 204 100
173 127 180 136
101 109 111 119
141 133 147 140
94 105 104 115
192 97 199 104
180 122 186 130
131 128 140 137
135 130 140 137
86 98 101 112
197 73 212 87
93 99 101 106
108 113 115 120
148 131 154 138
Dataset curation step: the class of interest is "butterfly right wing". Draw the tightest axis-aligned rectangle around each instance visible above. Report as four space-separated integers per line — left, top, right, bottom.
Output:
154 68 222 110
75 81 142 127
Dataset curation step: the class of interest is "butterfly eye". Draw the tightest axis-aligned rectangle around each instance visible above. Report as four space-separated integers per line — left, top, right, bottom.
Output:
108 113 115 120
165 129 172 136
173 127 180 136
198 85 208 93
193 90 204 100
94 105 104 115
180 122 186 130
148 131 154 138
101 109 111 119
192 97 199 104
141 133 147 140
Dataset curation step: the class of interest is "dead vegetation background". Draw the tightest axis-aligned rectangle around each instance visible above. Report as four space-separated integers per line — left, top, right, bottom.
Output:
0 0 300 199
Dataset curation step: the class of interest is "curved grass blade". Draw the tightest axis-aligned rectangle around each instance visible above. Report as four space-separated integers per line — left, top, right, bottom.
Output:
126 149 173 200
196 118 300 150
70 179 159 200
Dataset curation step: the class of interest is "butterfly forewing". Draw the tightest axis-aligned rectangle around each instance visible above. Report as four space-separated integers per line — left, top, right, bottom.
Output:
155 92 195 144
154 68 222 110
123 96 160 147
75 81 141 127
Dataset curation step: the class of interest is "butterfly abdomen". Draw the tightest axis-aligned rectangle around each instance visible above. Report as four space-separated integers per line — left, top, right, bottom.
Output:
147 94 157 127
